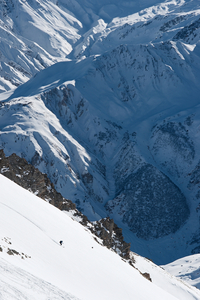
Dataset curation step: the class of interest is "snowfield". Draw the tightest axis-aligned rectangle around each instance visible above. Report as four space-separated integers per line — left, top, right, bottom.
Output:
0 174 200 300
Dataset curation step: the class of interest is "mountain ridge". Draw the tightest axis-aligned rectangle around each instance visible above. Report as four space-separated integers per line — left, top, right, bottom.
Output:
1 0 200 264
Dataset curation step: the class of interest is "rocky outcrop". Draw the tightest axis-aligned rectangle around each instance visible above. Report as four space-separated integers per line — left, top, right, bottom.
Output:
72 209 131 260
91 217 131 259
0 237 31 259
0 150 132 262
0 149 75 211
141 272 152 282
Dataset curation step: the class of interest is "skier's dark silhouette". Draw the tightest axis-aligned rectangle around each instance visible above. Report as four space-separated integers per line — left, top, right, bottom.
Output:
59 240 63 246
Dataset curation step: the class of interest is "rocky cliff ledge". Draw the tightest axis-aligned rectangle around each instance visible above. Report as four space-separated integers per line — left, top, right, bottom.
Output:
0 149 75 211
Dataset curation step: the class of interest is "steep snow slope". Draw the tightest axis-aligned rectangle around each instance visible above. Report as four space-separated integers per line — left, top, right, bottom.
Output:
0 174 200 300
0 0 163 92
2 0 200 91
1 0 200 264
73 0 200 57
0 0 81 92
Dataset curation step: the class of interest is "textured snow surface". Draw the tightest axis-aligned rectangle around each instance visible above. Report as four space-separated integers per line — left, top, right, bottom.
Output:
0 259 80 300
0 174 200 300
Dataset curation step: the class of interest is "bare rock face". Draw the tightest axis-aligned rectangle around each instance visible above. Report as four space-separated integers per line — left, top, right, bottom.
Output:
0 149 75 211
72 209 131 259
91 217 131 259
142 272 152 282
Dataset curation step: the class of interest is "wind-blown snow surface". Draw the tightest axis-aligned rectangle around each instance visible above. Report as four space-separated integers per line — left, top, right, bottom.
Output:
0 174 200 300
2 0 200 264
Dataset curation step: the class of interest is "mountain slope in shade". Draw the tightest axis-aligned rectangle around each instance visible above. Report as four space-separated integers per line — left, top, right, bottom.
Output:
0 0 162 92
0 0 81 91
2 0 200 91
0 174 200 300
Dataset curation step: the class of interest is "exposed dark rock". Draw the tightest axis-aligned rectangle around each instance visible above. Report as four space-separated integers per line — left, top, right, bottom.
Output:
191 246 200 254
190 232 200 254
73 210 131 260
0 150 132 262
82 172 93 184
141 272 152 282
1 239 31 259
0 149 75 211
173 17 200 42
151 121 195 167
160 15 188 32
91 217 131 259
188 161 200 190
7 248 19 256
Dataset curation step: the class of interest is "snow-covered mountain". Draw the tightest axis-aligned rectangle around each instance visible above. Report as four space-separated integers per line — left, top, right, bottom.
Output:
0 0 163 92
164 253 200 290
1 0 200 265
0 0 82 92
1 174 200 300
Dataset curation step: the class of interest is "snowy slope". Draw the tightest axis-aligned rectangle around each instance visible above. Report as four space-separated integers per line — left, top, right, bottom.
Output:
73 0 200 58
0 0 81 92
0 0 162 92
0 174 200 300
0 258 80 300
2 0 200 91
164 254 200 290
1 0 200 265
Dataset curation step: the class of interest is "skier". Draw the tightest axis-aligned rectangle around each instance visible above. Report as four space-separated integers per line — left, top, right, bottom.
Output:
59 240 63 246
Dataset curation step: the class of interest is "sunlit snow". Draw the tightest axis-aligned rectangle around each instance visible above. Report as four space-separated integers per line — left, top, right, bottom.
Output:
0 174 200 300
